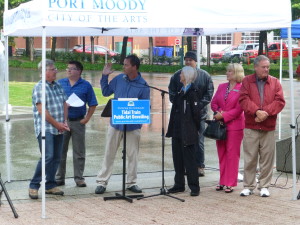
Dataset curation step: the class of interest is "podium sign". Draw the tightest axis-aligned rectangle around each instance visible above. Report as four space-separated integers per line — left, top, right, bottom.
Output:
112 99 150 124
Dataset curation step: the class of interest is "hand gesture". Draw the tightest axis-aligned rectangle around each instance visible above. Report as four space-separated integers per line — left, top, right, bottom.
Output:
102 63 114 75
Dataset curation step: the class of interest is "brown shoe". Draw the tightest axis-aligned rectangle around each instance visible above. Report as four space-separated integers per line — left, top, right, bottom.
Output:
76 180 87 187
29 188 39 199
45 187 64 196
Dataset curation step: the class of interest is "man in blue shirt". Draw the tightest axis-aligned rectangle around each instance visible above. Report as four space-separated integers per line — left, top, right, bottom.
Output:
29 59 69 199
95 54 150 194
56 61 98 187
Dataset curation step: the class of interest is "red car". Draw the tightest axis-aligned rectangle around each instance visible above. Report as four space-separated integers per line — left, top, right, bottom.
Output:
73 45 119 57
211 45 238 61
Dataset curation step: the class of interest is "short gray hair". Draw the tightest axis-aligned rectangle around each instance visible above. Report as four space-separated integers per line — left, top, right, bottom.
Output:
181 66 196 84
254 55 270 66
38 59 55 72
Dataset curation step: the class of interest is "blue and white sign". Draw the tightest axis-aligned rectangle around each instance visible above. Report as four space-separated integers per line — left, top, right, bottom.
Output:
112 99 150 124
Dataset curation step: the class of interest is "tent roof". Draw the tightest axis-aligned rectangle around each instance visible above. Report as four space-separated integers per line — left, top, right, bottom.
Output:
4 0 292 37
281 19 300 38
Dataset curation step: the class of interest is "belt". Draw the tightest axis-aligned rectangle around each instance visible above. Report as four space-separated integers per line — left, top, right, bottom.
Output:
68 116 84 121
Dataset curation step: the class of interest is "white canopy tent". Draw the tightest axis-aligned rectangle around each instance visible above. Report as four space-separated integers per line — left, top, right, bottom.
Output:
3 0 297 218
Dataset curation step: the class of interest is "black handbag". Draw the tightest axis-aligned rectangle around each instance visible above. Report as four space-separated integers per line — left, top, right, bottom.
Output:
203 120 227 140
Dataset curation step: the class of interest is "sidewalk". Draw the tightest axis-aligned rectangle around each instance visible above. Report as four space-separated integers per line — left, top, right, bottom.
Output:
1 76 300 224
1 169 300 225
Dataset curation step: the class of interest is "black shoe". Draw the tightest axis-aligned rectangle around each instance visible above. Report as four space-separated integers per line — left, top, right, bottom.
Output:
56 180 65 186
190 191 200 196
167 186 185 194
127 185 142 193
95 185 106 194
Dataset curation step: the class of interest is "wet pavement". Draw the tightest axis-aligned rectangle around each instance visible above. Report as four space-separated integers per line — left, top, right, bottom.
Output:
1 73 300 224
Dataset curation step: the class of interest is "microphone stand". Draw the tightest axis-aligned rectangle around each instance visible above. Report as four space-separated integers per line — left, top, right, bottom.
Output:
137 85 184 202
0 173 18 218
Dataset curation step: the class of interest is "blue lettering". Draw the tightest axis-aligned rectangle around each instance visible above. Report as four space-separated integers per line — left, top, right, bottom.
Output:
49 0 57 8
57 0 68 8
117 0 127 10
138 0 146 10
49 0 85 9
92 0 146 10
93 0 103 9
128 0 137 10
70 0 77 8
105 0 115 10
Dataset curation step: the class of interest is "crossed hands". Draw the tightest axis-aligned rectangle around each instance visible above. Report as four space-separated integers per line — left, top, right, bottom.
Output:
57 121 70 133
255 110 269 123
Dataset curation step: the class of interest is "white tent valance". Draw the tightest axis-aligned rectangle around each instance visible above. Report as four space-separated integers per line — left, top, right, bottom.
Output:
4 0 291 37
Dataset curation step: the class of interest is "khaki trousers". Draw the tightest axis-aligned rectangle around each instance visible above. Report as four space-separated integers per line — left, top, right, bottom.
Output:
243 129 275 190
96 125 141 188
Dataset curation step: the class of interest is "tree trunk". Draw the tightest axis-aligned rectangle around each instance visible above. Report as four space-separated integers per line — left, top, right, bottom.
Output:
149 37 153 64
50 37 57 61
206 36 211 67
91 36 95 64
187 37 193 51
259 31 267 56
25 37 30 57
120 36 128 65
112 36 115 51
29 37 34 62
83 37 86 53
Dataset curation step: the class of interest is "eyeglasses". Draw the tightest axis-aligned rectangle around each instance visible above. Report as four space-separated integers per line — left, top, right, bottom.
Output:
47 68 57 71
66 67 78 71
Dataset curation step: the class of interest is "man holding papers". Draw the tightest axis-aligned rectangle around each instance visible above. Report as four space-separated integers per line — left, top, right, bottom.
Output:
95 54 150 194
56 61 98 187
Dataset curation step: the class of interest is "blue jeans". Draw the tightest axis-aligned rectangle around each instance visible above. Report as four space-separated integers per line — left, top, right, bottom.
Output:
29 132 64 190
196 120 205 168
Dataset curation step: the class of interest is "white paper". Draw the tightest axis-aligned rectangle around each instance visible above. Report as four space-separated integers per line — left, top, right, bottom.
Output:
66 93 84 107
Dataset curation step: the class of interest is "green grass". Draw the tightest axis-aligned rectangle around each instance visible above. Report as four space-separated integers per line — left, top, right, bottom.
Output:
9 82 110 107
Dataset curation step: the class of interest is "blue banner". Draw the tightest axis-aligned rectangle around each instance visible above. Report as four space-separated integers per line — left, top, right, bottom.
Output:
112 99 150 124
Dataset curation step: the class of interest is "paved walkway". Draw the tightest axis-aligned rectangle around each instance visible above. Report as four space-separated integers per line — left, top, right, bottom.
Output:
1 169 300 225
1 76 300 224
1 104 299 224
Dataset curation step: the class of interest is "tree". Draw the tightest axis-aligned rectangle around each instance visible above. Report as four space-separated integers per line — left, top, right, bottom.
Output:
149 37 153 64
29 37 34 61
90 36 95 64
187 37 193 51
258 31 267 56
50 37 57 61
206 36 211 67
120 36 128 65
291 0 300 20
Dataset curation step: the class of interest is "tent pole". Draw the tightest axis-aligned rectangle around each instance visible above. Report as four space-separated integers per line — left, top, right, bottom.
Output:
4 35 11 183
287 27 297 200
197 36 201 69
278 39 283 140
41 27 47 218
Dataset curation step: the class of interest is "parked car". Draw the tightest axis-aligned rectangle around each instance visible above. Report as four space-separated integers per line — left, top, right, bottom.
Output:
73 45 119 57
223 43 259 60
210 45 238 61
242 46 260 59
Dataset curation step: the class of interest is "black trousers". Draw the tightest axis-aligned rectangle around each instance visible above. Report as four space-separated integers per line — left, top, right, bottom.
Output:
171 137 200 193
